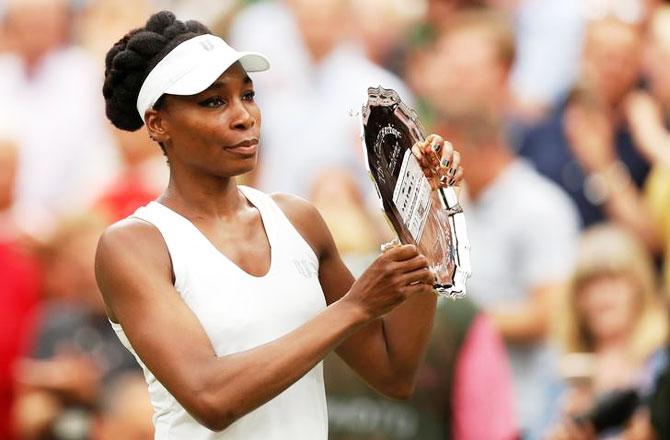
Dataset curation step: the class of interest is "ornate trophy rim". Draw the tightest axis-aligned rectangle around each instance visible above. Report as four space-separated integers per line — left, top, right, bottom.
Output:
361 85 471 298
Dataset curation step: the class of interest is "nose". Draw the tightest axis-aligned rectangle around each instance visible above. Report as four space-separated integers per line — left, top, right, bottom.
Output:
230 99 255 131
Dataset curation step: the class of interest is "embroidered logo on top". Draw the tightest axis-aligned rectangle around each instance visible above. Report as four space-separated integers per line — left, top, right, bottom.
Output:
293 259 318 279
200 40 215 51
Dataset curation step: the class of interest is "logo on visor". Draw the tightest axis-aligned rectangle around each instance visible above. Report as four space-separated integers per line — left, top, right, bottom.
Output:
200 40 215 51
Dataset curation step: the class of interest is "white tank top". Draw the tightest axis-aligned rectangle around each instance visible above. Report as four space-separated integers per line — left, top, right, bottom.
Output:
110 185 328 439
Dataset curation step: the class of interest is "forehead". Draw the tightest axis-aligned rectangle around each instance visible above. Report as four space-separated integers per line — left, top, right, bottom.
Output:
168 63 251 102
438 28 498 63
587 20 640 50
216 62 250 82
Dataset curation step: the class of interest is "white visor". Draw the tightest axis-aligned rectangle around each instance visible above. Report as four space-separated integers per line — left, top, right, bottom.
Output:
136 34 270 122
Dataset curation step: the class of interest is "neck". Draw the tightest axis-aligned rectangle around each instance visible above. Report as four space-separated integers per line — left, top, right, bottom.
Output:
159 165 246 220
594 331 631 354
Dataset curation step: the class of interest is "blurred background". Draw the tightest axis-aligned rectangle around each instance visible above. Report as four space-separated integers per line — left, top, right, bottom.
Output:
1 0 670 439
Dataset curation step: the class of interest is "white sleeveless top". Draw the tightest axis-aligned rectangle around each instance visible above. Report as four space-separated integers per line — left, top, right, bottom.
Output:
111 186 328 439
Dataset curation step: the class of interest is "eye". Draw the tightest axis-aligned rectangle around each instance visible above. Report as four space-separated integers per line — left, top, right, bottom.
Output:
242 90 256 101
199 96 225 108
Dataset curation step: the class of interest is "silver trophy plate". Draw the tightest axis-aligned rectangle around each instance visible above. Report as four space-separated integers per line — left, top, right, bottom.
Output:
361 86 471 297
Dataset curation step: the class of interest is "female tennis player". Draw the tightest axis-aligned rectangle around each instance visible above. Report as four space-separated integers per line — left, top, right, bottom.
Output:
96 11 463 439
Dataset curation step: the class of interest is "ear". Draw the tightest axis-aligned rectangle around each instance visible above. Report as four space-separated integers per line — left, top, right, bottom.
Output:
145 109 170 145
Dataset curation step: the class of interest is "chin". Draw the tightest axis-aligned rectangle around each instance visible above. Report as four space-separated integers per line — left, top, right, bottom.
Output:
227 157 258 178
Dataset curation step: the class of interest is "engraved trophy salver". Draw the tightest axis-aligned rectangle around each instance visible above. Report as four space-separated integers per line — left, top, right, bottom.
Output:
361 86 471 297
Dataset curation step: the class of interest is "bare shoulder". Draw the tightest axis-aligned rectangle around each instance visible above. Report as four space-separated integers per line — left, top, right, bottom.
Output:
95 218 173 321
97 218 170 268
269 192 332 259
270 193 320 223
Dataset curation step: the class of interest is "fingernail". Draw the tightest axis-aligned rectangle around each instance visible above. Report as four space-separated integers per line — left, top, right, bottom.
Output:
441 158 450 168
449 168 457 176
432 142 441 153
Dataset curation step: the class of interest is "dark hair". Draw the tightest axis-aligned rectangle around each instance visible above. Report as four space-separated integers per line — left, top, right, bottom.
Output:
102 11 210 131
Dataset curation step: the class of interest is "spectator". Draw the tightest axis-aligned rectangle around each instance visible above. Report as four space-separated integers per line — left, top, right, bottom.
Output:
348 0 424 76
625 4 670 288
520 19 653 239
94 127 167 223
310 168 383 257
411 0 584 124
548 224 668 439
428 9 581 437
12 214 138 440
229 0 412 198
416 9 515 131
0 137 40 440
488 0 585 122
649 343 670 440
0 0 118 238
76 0 151 63
325 298 518 440
92 372 154 440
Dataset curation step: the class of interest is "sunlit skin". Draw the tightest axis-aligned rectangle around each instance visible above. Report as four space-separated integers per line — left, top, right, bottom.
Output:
95 61 463 431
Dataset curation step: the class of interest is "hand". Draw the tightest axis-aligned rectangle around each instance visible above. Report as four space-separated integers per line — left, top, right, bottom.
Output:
564 101 616 173
625 91 670 164
544 419 596 440
344 245 434 320
411 134 463 190
14 354 102 403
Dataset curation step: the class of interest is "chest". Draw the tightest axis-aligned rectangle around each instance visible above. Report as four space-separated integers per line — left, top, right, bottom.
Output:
194 213 272 278
174 228 325 357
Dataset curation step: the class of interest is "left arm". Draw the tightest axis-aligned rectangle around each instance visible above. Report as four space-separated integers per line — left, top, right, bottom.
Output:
274 194 436 399
274 134 462 399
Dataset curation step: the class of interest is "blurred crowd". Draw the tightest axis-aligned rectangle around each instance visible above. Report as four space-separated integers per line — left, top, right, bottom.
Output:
1 0 669 439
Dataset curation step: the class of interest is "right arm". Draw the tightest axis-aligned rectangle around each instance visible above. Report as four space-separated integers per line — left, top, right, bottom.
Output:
95 219 429 431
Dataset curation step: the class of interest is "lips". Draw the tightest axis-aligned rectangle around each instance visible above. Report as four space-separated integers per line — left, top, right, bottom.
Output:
225 138 259 155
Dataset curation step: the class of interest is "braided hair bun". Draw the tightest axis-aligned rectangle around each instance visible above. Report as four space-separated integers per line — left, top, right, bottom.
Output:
103 11 210 131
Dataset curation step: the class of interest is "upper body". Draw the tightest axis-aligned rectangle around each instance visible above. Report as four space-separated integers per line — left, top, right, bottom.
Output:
464 158 580 311
428 36 581 426
519 100 650 228
95 11 462 438
547 225 668 440
462 157 579 434
110 186 330 439
0 46 118 225
519 18 654 236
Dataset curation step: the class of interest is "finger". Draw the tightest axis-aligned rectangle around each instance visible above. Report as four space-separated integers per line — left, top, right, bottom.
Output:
439 140 454 167
566 419 593 440
440 151 460 186
385 244 419 262
396 254 429 273
423 137 442 168
401 266 435 285
448 166 464 187
412 143 432 176
448 150 460 173
425 134 444 154
402 282 435 296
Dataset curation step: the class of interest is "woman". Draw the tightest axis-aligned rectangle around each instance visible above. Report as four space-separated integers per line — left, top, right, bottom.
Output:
548 224 668 439
95 11 462 439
